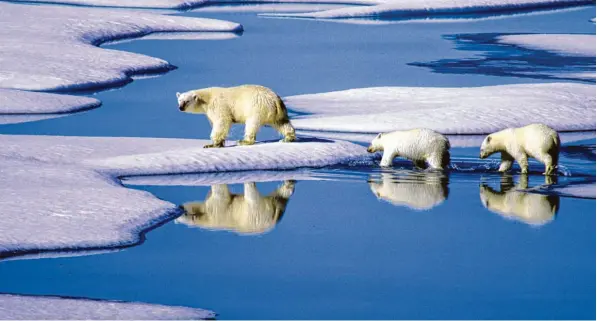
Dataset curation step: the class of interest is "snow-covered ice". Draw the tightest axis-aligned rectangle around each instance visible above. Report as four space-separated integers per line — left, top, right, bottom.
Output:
265 0 592 20
498 34 596 57
0 134 367 258
0 89 100 114
0 2 241 93
286 83 596 135
535 182 596 199
0 294 214 320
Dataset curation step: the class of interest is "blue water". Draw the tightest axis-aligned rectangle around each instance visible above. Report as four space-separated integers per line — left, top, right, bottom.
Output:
0 4 595 320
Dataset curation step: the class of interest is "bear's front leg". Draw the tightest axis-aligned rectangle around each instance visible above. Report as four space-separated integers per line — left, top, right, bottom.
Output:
204 121 230 148
379 151 396 167
498 153 514 172
238 119 260 146
515 153 529 174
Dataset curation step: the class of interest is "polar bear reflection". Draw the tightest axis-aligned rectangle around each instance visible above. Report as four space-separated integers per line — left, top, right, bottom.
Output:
369 171 449 210
177 181 295 235
480 175 559 226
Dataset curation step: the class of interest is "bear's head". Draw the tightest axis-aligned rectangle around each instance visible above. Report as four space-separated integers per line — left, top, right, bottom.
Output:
367 133 385 153
176 91 207 113
479 135 496 159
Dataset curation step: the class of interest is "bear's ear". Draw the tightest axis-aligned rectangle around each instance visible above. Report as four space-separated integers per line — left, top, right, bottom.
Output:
486 136 492 143
193 93 203 103
176 92 181 98
376 133 383 139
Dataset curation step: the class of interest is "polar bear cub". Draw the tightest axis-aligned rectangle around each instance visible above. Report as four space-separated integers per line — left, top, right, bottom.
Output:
367 128 450 169
176 85 296 148
480 123 560 175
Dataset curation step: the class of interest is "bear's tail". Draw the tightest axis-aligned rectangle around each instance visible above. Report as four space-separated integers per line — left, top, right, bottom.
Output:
552 133 561 166
276 96 290 123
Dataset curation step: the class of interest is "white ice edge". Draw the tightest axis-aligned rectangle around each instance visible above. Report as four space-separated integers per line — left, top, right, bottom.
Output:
286 83 596 135
0 134 368 259
0 89 101 115
122 169 322 186
262 0 593 19
0 293 215 320
498 34 596 57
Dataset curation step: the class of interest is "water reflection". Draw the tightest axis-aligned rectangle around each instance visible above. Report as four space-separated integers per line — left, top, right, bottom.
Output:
368 171 449 210
177 181 295 235
480 175 560 226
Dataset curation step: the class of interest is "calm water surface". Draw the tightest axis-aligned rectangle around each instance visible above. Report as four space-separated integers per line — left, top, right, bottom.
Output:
0 4 595 320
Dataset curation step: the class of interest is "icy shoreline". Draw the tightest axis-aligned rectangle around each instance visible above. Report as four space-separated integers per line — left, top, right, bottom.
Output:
0 134 369 259
0 293 215 320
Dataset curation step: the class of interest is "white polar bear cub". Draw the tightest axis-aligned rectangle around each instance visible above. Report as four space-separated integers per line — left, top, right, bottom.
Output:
367 128 450 169
176 85 296 148
480 123 560 175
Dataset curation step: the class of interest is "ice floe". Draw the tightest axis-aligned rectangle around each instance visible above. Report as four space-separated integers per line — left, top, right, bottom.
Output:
498 34 596 57
0 2 241 93
265 0 593 20
0 134 367 258
0 294 214 320
0 89 100 115
286 83 596 135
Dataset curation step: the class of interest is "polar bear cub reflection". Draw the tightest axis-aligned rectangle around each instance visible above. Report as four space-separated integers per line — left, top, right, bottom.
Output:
480 175 559 226
369 172 449 210
177 181 295 235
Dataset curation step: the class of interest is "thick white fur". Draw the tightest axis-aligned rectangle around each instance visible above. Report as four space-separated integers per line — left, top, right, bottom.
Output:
177 181 295 235
480 123 560 175
480 175 558 226
367 128 450 169
369 172 448 210
176 85 296 148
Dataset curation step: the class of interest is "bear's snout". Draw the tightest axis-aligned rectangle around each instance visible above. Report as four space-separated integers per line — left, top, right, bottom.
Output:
178 105 185 111
367 146 375 153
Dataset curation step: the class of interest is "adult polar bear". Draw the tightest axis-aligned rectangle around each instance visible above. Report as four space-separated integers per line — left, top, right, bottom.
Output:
177 85 296 148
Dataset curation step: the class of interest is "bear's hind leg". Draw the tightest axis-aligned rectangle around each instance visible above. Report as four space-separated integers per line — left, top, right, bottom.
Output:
274 121 296 143
540 153 556 176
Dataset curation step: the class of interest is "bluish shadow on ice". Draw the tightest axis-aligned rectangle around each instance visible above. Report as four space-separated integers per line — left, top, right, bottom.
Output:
0 293 214 320
411 33 595 82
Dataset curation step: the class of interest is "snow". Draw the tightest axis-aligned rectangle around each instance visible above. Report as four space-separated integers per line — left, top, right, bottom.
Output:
0 134 367 258
88 138 369 177
0 2 241 93
286 83 596 135
0 294 214 320
0 89 100 114
498 34 596 57
265 0 592 20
